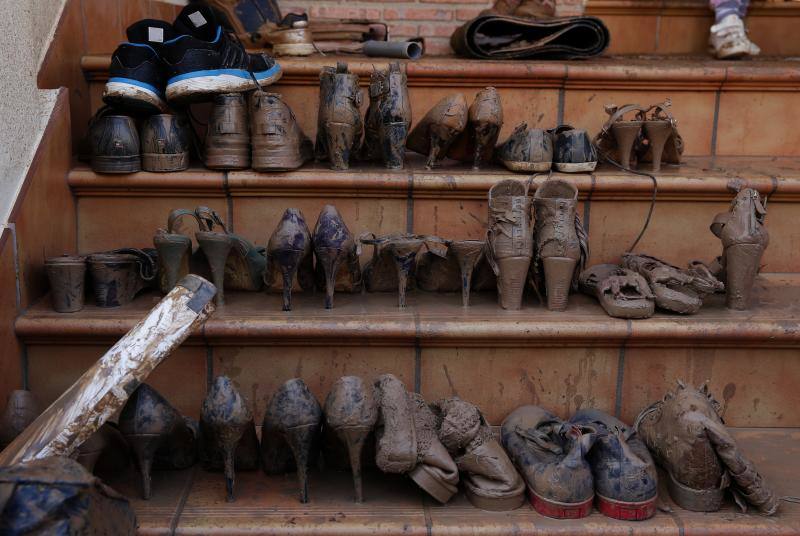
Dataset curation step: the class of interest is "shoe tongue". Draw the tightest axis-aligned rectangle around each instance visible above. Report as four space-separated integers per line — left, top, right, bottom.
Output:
174 4 219 42
126 19 177 45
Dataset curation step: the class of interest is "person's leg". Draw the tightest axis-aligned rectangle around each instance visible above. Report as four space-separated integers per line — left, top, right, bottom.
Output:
710 0 743 23
738 0 750 19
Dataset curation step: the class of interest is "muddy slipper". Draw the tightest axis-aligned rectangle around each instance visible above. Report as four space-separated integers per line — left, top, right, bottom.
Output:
578 264 655 319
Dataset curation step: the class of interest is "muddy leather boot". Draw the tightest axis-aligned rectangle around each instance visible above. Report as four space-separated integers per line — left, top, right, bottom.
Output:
501 405 596 519
205 93 250 170
533 179 587 311
261 379 322 503
89 114 141 174
361 62 411 169
315 62 363 170
447 87 503 170
710 188 769 310
119 384 198 500
570 409 658 520
324 376 378 502
432 398 525 511
312 205 361 309
578 264 655 319
552 126 598 173
486 179 533 310
264 209 313 311
0 390 38 450
250 92 313 171
407 94 468 169
87 249 156 307
45 255 86 313
74 423 130 475
140 114 191 172
201 376 260 502
497 123 553 172
636 381 779 515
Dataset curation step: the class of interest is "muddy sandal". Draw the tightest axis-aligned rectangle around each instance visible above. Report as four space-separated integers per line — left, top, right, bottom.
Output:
578 264 655 319
639 100 684 171
594 103 648 168
153 209 203 294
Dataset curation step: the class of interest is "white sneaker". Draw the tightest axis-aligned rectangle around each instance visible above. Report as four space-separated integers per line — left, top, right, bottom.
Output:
709 14 761 59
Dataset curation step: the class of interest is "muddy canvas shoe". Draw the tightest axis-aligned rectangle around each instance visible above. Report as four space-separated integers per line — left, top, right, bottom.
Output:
709 14 760 59
432 398 525 511
250 92 312 171
407 94 468 169
710 188 769 310
448 87 504 170
578 263 655 319
570 409 658 520
315 62 363 170
497 123 553 172
552 125 597 173
140 113 191 172
501 405 596 518
636 381 779 515
361 62 412 169
88 114 141 174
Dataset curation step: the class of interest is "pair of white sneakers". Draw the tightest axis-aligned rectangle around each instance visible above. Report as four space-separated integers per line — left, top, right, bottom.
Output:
709 13 761 59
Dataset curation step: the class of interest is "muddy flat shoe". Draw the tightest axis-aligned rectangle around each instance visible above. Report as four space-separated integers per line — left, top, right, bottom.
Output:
87 248 156 307
578 263 654 319
407 94 468 169
88 114 141 174
250 92 313 171
140 113 191 172
551 125 597 173
264 208 313 311
447 87 503 170
497 123 553 172
205 93 251 170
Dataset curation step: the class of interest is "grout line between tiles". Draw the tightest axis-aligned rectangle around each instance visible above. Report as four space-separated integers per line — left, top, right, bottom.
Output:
583 173 595 240
422 496 433 536
413 309 422 394
406 173 414 234
557 87 565 125
224 171 234 233
206 345 213 393
169 466 197 536
654 15 662 52
614 319 633 419
710 89 721 164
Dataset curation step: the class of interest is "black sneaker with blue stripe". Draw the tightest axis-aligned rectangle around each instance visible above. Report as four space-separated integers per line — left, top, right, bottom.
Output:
162 5 282 102
103 20 174 113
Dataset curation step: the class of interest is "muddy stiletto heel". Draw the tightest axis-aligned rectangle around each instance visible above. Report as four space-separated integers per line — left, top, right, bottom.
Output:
407 94 468 170
196 232 233 306
643 120 670 172
472 121 501 170
266 209 312 311
610 121 642 169
389 242 420 308
449 240 486 307
313 205 358 309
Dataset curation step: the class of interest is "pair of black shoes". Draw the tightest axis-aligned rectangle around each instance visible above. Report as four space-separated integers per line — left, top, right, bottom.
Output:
104 4 281 114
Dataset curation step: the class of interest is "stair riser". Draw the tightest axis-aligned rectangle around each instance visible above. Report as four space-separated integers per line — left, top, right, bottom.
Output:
26 343 799 428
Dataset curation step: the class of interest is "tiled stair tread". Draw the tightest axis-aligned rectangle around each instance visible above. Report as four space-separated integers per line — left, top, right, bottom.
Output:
16 274 800 347
68 156 800 200
104 427 799 536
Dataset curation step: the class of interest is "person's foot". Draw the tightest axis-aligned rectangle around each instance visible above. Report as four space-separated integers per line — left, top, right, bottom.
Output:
709 14 760 59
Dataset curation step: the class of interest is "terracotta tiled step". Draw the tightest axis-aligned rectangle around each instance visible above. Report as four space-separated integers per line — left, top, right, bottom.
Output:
80 55 800 158
586 0 800 56
69 156 800 272
103 427 799 535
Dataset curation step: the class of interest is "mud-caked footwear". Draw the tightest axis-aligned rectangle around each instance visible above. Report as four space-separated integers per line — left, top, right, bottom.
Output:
361 62 411 169
552 125 597 173
501 405 596 519
140 113 191 172
709 14 760 59
710 188 768 310
432 398 525 511
264 209 314 311
636 381 778 515
45 255 87 313
359 233 408 293
87 248 157 307
578 264 655 319
0 391 38 451
448 87 503 170
261 379 322 503
407 94 468 169
315 62 363 170
153 209 204 295
571 409 658 520
74 423 130 475
312 205 361 309
497 123 553 173
205 93 251 170
250 92 312 171
88 114 141 174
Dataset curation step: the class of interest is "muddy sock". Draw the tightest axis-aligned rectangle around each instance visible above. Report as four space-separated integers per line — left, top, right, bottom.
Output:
710 0 743 23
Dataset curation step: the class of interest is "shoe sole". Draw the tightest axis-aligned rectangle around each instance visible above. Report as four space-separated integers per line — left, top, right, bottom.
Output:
273 42 315 57
554 161 597 173
104 79 168 114
501 160 552 172
166 65 283 102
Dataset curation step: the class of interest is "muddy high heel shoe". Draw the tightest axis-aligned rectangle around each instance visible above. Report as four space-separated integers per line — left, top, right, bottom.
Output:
261 379 322 503
486 179 533 310
593 104 646 168
315 62 363 170
448 87 503 170
87 248 157 307
153 209 203 294
449 240 486 307
362 62 412 169
74 423 130 475
324 376 378 502
264 209 313 311
0 390 38 450
640 100 683 172
407 94 468 169
313 205 361 309
201 376 260 502
533 179 587 311
710 188 769 310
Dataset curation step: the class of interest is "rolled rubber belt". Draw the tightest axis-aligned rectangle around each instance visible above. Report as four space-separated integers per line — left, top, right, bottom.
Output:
451 15 609 59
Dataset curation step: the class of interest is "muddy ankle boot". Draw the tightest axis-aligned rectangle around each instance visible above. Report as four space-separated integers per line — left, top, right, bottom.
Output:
205 93 250 170
312 205 361 309
636 381 778 515
448 87 503 170
119 384 198 500
0 390 38 450
552 125 598 173
407 94 468 169
264 209 313 311
261 379 322 503
88 114 141 174
497 123 553 173
153 209 204 294
501 405 596 519
570 409 657 520
432 398 525 511
486 179 533 310
361 62 411 169
87 248 157 307
195 206 266 306
315 62 363 170
140 114 191 172
74 423 130 475
250 92 313 171
578 264 655 319
710 188 768 310
533 179 587 311
324 376 378 502
45 255 87 313
201 376 260 502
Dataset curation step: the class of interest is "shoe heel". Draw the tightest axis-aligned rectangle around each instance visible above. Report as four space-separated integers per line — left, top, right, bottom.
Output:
336 426 371 503
285 424 316 503
197 233 233 305
324 121 356 170
392 251 416 308
643 120 670 172
543 256 577 311
426 123 457 170
275 248 305 311
126 433 161 500
723 243 763 310
459 262 476 308
380 121 409 170
472 122 500 170
496 256 531 310
153 237 191 294
610 121 642 169
316 247 346 309
217 424 247 502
